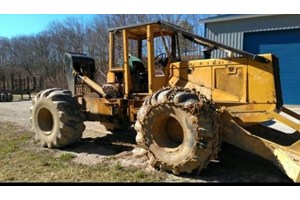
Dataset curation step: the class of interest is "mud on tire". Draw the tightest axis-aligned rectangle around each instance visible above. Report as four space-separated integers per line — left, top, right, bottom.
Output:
135 87 221 175
30 88 85 148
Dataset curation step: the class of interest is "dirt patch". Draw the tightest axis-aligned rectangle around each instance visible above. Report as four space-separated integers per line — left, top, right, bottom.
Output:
0 100 294 182
0 100 32 130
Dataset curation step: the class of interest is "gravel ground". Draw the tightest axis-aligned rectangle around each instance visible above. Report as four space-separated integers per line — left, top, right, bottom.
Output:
0 97 296 183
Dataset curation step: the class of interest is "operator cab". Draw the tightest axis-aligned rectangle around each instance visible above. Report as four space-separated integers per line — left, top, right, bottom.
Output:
107 21 182 97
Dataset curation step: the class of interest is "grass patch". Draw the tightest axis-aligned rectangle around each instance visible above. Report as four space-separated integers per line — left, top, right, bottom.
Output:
135 170 146 179
0 122 166 182
58 153 77 162
114 162 124 170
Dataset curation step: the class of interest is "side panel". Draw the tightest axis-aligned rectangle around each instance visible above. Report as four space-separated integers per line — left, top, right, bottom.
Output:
169 55 278 106
212 64 247 103
247 54 277 104
169 61 212 88
168 54 282 125
169 58 248 103
168 61 212 98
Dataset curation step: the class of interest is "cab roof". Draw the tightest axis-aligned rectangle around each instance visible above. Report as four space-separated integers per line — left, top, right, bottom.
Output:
108 21 174 39
108 20 269 63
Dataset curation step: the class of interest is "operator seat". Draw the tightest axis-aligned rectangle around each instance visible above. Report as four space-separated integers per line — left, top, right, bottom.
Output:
130 58 148 93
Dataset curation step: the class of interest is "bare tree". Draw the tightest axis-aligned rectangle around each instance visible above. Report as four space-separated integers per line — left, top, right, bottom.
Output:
0 14 217 90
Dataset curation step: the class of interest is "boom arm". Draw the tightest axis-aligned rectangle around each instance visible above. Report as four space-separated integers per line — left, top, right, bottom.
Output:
72 70 108 98
159 21 270 64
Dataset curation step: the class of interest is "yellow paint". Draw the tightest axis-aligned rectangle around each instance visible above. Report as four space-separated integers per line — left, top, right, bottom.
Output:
76 74 107 97
107 71 115 84
84 97 114 115
274 149 300 182
213 65 247 102
147 25 154 94
123 30 130 98
248 54 277 104
269 110 300 131
109 32 114 70
80 22 300 182
223 119 300 182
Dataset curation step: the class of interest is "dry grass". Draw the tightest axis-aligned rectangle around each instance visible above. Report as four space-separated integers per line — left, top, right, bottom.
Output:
0 122 166 183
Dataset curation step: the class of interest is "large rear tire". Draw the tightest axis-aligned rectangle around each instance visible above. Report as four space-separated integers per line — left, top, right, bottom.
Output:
30 88 85 148
135 87 221 174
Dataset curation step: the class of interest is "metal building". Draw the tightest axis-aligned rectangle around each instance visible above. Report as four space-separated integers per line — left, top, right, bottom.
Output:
201 14 300 105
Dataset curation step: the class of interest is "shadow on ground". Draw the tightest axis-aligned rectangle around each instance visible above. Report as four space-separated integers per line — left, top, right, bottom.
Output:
62 127 292 183
180 143 292 183
63 128 136 156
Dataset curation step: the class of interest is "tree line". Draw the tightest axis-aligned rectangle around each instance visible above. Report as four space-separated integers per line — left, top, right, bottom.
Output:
0 14 215 89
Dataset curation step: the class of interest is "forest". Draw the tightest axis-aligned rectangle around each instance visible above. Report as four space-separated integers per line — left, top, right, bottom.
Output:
0 14 215 89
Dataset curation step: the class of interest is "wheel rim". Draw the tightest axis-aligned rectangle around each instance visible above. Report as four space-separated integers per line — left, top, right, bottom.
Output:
152 114 184 149
37 107 54 134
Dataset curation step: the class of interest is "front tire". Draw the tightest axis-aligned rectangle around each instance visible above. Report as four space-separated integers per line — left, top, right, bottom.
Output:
30 88 85 148
135 87 221 174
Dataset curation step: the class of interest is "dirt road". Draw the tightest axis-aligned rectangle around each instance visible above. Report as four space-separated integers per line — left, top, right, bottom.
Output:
0 99 293 183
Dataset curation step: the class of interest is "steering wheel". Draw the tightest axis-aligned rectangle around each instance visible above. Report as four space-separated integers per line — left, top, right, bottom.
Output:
154 53 168 67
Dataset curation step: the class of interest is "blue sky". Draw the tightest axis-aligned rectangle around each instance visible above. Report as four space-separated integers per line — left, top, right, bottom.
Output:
0 14 94 38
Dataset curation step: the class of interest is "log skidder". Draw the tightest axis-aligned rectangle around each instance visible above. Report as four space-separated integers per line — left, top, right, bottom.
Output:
135 87 222 175
30 88 85 148
29 21 300 181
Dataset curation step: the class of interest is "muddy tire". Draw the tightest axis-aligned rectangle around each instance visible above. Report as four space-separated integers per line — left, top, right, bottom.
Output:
135 87 221 174
0 93 7 102
30 88 85 148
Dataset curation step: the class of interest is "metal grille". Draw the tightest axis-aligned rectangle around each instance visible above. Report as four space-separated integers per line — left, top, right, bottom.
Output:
75 83 92 95
93 68 107 85
113 33 123 69
128 39 138 56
